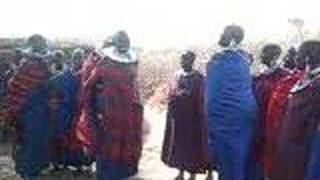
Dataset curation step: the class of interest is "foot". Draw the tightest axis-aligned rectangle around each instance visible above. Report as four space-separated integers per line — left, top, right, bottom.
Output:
48 164 60 172
188 174 196 180
71 169 81 178
50 166 64 177
174 174 184 180
205 174 213 180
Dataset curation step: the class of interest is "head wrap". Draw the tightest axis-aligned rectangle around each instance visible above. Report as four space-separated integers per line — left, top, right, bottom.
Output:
100 31 137 63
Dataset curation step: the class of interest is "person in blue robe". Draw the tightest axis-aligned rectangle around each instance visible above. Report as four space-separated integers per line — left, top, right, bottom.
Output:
49 67 80 167
206 25 257 180
49 49 93 171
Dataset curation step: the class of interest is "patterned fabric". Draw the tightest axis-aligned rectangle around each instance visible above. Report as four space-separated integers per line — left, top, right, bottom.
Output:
272 76 320 180
75 55 143 179
206 49 257 180
94 59 143 163
5 59 51 178
262 70 303 177
6 60 48 118
161 71 211 173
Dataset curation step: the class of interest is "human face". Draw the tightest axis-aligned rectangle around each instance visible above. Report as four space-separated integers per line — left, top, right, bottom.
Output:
260 53 276 67
181 56 194 72
116 37 130 54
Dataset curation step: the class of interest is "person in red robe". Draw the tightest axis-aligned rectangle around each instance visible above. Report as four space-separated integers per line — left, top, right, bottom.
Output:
272 40 320 180
262 47 304 177
76 31 144 180
253 44 288 167
254 44 286 131
2 34 52 180
161 51 212 180
72 51 100 155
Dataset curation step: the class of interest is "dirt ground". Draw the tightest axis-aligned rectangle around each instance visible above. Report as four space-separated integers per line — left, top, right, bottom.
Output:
0 105 217 180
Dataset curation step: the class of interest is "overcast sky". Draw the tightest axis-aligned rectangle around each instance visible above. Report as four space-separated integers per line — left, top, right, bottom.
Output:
0 0 319 49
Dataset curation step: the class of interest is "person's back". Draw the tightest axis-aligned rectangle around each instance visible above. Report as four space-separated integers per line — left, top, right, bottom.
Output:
207 49 256 130
206 25 257 180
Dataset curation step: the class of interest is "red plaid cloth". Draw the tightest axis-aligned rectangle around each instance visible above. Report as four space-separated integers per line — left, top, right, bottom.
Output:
6 61 48 119
74 57 143 166
262 70 304 177
94 60 143 165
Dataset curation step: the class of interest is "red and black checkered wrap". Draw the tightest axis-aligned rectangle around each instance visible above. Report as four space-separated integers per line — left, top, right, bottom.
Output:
6 60 48 119
94 61 143 165
74 58 143 166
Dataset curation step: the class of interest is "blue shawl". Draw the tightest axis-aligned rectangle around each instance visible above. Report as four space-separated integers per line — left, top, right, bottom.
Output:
206 49 257 180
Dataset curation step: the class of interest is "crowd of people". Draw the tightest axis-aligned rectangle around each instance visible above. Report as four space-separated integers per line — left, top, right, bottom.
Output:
0 25 319 180
163 25 320 180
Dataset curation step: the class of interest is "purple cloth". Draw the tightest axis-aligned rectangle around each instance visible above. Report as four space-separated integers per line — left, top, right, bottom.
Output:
161 71 211 173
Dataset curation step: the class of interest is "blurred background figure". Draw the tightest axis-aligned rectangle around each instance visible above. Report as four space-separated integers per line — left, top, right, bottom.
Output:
70 48 85 72
49 50 65 75
283 47 298 70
